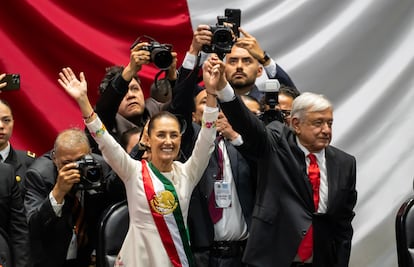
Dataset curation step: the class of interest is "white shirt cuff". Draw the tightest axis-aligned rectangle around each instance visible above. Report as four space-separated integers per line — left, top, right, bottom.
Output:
49 191 64 217
182 52 198 70
263 59 277 78
204 106 219 114
216 83 235 102
230 134 244 146
199 52 209 66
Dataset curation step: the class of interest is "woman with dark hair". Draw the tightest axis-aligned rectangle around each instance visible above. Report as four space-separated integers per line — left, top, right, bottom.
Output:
58 55 223 267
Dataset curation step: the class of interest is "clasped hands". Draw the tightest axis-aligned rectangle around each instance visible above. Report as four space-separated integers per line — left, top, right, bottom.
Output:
202 54 227 95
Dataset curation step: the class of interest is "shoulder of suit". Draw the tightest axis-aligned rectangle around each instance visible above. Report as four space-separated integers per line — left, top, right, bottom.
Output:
26 150 36 158
13 149 36 167
12 147 36 158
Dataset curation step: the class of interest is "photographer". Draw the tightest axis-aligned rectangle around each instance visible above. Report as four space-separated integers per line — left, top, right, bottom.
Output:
224 27 296 102
194 17 296 103
89 41 177 155
24 128 113 267
172 23 295 266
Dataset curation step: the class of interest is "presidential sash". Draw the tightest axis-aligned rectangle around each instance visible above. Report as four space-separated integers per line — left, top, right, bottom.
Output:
142 160 194 267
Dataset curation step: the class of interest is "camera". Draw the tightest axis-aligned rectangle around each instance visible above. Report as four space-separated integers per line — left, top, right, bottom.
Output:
258 79 284 125
202 9 241 57
202 16 235 55
141 41 173 70
130 35 173 70
1 74 20 91
75 154 103 190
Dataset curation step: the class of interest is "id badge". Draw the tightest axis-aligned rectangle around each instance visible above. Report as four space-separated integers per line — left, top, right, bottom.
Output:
66 229 78 260
214 181 232 208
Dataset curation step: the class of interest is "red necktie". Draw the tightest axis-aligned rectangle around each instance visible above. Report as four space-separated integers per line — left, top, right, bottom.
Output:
208 136 224 224
297 153 320 262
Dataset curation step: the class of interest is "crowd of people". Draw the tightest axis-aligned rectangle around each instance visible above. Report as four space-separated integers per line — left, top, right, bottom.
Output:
0 23 356 267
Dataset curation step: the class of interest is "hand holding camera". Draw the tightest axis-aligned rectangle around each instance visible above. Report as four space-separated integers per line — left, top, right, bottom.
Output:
52 154 103 202
129 42 151 73
52 162 82 203
0 73 20 91
74 154 103 190
202 8 241 58
130 35 173 70
203 54 227 93
190 24 213 55
235 28 268 64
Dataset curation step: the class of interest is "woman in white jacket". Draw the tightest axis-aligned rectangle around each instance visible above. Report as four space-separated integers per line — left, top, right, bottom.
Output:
58 54 224 267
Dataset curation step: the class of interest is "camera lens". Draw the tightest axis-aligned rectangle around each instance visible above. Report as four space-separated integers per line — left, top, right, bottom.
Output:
212 27 233 53
85 167 101 182
151 48 173 70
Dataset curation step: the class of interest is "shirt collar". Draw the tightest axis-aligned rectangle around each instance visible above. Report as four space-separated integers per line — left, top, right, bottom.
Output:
295 136 325 162
0 142 11 161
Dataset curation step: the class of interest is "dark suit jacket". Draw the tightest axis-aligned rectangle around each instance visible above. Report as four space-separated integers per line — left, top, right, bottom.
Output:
0 163 31 267
178 62 293 249
168 66 200 162
220 96 357 267
24 152 112 267
4 145 36 198
188 137 256 247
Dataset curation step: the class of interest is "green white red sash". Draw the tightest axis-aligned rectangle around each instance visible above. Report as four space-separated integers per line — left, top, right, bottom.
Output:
142 160 194 267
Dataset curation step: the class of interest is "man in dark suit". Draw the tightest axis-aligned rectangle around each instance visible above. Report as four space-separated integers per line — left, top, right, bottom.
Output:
87 42 177 155
24 128 113 267
0 99 36 197
0 162 31 267
171 25 297 266
208 55 357 267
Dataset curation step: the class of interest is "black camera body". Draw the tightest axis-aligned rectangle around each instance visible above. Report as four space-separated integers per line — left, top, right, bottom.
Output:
259 79 284 125
202 9 241 57
202 16 235 55
75 154 103 190
1 74 20 91
141 41 173 70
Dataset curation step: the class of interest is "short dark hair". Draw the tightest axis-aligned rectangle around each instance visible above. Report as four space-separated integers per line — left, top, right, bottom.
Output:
240 94 264 112
150 78 172 103
98 66 140 95
120 127 141 150
279 85 300 99
0 99 12 113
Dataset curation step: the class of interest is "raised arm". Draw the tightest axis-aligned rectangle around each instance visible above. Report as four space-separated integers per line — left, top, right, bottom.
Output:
168 25 214 160
58 67 95 122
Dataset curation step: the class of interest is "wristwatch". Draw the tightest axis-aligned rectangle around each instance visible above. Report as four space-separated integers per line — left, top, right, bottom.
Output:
258 51 270 65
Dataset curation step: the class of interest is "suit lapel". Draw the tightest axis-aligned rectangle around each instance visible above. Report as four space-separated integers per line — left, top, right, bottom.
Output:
5 147 23 170
204 138 222 197
325 146 339 213
289 135 315 211
226 140 239 184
